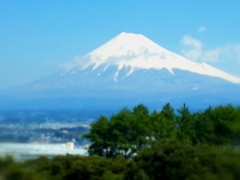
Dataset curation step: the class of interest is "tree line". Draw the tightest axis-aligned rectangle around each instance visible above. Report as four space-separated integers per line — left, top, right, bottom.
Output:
84 103 240 158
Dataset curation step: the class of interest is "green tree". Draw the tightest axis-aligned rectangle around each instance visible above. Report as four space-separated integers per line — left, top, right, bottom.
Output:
192 109 215 144
84 104 152 159
213 104 238 145
160 103 176 122
109 105 151 158
150 110 176 140
176 103 196 143
83 115 113 157
109 107 136 158
204 104 238 145
228 106 240 145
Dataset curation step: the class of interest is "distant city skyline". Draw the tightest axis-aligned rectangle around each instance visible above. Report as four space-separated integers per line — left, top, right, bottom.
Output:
0 1 240 90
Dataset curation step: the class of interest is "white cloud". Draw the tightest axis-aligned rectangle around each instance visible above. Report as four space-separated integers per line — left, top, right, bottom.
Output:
181 35 202 61
201 49 222 62
182 35 202 48
223 44 240 63
180 35 240 65
198 26 207 32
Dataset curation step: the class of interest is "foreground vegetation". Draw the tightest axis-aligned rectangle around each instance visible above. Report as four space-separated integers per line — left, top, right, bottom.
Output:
1 140 240 180
1 103 240 179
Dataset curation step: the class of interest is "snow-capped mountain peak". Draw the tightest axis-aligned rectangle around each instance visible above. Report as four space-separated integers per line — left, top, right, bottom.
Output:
1 32 240 111
67 32 240 84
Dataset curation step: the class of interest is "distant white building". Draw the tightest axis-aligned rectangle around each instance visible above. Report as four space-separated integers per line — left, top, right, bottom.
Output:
0 142 88 161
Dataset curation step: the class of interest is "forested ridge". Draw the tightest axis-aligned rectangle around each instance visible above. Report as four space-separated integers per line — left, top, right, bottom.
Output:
1 103 240 180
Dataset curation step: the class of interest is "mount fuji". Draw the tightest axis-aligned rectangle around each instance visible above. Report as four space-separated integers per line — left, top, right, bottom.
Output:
1 32 240 113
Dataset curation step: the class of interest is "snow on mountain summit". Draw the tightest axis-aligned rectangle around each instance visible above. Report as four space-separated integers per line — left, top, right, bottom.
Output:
67 32 240 84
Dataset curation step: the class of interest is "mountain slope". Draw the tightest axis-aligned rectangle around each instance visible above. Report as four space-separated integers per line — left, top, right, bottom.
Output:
0 32 239 112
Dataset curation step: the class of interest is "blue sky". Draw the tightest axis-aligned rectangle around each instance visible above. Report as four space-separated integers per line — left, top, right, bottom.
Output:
0 1 240 89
